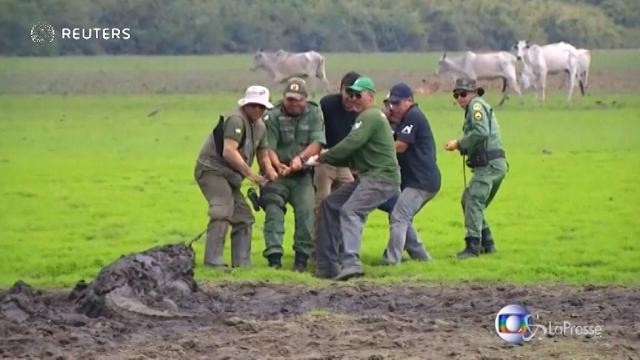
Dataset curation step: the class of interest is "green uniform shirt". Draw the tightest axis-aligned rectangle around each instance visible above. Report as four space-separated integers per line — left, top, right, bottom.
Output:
263 101 326 163
458 97 504 156
197 107 267 173
322 107 400 184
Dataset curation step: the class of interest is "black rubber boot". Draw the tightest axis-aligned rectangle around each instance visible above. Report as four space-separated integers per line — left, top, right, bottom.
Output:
481 228 497 254
457 237 482 259
293 252 309 272
267 253 282 269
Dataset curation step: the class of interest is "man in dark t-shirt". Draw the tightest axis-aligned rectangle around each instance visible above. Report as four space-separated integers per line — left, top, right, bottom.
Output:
315 72 361 211
382 83 441 265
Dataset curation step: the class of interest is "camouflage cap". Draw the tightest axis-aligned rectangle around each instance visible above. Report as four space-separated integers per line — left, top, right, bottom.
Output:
283 77 308 100
453 78 484 93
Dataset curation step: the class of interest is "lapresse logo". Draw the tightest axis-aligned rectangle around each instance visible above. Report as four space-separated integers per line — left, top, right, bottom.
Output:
495 304 533 344
495 304 604 344
30 23 131 44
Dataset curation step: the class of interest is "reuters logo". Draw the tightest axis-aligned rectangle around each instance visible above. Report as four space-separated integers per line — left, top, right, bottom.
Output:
30 23 55 44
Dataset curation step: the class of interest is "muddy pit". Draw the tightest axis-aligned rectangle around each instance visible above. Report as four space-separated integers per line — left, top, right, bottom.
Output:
1 244 639 359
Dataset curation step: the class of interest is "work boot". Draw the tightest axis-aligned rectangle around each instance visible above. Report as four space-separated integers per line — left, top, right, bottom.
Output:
314 263 339 279
457 237 482 259
267 253 282 269
293 252 309 272
481 228 497 254
335 265 364 281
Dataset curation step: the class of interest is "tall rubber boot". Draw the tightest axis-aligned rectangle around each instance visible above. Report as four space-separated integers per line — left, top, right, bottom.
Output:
204 221 228 266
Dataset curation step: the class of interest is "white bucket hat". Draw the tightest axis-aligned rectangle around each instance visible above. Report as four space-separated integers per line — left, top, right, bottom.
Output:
237 85 273 109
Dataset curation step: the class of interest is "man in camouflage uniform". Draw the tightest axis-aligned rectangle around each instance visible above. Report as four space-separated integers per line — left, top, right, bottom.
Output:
445 78 507 258
260 78 326 271
194 85 272 268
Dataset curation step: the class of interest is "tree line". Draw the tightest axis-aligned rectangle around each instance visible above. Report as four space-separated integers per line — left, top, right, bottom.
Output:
1 0 639 56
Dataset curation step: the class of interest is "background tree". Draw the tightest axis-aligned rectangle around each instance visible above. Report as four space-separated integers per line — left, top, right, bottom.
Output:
0 0 638 55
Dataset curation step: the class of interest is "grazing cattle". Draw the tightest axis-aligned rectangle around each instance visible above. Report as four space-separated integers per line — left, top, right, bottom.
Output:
576 49 591 95
435 51 521 106
514 40 579 101
250 49 330 94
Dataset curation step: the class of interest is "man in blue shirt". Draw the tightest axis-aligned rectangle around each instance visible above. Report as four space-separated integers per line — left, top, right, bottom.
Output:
382 83 441 264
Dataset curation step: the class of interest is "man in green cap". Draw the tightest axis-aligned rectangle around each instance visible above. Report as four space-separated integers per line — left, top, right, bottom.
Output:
259 77 326 271
314 76 401 280
444 78 507 258
194 85 272 268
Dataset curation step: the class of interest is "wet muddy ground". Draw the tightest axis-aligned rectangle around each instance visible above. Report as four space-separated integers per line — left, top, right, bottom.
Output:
2 281 639 359
1 245 638 359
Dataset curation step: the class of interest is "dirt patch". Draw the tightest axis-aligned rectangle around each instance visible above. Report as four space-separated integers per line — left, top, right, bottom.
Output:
1 244 638 359
1 279 638 359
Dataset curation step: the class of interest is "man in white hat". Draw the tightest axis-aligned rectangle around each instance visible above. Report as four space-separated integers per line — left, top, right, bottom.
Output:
194 85 273 268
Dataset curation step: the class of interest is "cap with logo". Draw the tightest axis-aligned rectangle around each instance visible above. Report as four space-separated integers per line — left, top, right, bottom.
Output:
348 76 376 93
283 77 308 100
388 82 413 103
238 85 274 109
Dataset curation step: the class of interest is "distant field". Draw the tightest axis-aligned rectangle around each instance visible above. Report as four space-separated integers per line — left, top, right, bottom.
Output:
1 50 639 94
1 88 639 287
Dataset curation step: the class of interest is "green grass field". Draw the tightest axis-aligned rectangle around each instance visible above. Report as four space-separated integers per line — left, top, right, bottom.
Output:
1 53 639 288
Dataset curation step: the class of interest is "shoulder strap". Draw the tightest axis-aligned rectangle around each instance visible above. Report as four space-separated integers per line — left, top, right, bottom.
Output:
212 115 247 156
213 115 225 156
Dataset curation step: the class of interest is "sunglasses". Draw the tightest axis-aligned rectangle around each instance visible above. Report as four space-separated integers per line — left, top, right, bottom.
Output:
453 91 468 99
347 91 363 99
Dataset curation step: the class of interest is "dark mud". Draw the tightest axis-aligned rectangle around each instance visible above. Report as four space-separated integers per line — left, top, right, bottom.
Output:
1 282 639 359
1 244 639 359
71 243 199 319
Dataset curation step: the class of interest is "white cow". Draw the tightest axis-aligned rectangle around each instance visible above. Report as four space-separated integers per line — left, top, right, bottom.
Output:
435 51 522 106
514 41 579 101
250 49 330 94
576 49 591 95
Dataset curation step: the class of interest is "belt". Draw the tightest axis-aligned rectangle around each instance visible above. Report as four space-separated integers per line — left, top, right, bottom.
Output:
466 149 506 168
486 149 506 161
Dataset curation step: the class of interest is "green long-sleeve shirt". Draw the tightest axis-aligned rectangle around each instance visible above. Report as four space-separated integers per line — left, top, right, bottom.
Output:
458 97 504 155
321 107 400 184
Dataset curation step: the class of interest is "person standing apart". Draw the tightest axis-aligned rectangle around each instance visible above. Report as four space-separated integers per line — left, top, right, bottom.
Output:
444 78 507 258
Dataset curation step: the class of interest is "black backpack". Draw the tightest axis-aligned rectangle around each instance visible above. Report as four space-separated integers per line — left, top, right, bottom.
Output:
213 115 246 156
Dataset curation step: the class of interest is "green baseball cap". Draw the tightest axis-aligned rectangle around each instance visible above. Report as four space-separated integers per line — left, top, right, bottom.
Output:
348 76 376 93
